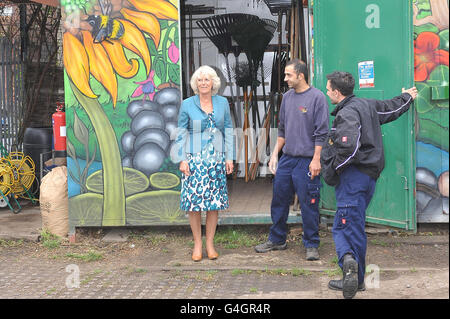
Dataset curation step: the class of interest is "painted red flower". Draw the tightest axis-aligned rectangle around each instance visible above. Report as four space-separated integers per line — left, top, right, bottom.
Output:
414 31 449 82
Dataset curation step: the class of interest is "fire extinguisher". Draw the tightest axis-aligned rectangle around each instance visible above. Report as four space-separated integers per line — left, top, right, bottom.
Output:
52 102 66 151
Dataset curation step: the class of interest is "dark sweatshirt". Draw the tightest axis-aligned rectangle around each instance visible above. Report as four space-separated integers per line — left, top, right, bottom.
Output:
320 93 414 185
278 87 329 157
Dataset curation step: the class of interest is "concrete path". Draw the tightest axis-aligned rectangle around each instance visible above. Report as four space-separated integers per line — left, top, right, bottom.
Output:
0 205 448 302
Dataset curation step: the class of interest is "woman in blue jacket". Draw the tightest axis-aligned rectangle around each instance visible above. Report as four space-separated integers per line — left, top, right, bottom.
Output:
174 65 234 262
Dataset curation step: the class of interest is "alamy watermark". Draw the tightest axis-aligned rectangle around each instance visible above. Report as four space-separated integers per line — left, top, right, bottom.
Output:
169 125 280 172
365 264 380 289
65 264 80 289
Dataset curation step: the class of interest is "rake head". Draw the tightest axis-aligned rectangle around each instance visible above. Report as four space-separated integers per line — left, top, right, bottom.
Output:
196 13 260 57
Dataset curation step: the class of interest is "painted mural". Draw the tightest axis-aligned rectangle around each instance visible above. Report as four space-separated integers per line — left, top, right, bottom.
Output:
413 0 449 222
60 0 187 229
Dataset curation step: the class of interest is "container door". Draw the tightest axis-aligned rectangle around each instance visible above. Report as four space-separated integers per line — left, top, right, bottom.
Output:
313 0 416 230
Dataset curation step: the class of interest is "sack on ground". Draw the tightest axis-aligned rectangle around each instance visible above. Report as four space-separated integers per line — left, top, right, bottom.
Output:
40 166 68 237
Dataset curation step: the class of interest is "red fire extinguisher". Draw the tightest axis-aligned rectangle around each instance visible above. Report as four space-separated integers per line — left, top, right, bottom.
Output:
52 102 66 151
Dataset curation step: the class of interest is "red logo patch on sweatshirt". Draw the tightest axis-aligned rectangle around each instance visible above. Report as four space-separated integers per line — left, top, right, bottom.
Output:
342 136 348 143
299 106 307 113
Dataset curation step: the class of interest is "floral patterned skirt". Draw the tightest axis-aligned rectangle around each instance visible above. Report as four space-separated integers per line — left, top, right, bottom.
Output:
180 146 229 212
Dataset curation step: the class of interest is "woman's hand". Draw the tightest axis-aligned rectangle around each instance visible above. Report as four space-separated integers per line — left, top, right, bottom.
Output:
179 161 191 176
225 160 234 175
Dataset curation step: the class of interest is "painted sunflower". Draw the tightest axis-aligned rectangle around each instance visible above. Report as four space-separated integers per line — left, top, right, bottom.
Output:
63 0 178 106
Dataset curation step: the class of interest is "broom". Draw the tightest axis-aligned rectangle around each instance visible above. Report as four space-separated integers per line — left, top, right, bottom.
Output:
234 62 254 182
248 92 274 181
230 16 278 131
196 14 259 128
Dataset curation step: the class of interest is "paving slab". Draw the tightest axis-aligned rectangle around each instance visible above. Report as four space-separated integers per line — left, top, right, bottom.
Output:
101 228 131 242
0 206 41 241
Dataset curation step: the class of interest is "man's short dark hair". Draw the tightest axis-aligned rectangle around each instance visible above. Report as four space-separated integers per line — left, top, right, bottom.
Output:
326 71 355 96
286 59 309 84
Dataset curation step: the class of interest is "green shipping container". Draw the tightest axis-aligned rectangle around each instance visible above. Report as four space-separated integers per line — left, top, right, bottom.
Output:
312 0 416 231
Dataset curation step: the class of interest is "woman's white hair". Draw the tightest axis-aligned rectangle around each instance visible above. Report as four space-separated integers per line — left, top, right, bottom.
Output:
190 65 221 96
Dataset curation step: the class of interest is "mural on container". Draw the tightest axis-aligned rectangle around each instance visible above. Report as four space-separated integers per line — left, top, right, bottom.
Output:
413 0 449 222
61 0 186 229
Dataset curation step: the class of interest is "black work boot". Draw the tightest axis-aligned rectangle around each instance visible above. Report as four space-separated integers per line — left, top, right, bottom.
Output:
342 254 359 299
328 279 365 292
306 247 320 261
254 240 287 253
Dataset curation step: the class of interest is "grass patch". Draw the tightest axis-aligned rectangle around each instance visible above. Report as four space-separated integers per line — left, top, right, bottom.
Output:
183 270 218 281
329 256 339 266
230 267 313 277
265 268 290 276
262 268 312 277
46 288 57 295
291 268 312 277
0 239 24 248
129 231 169 246
40 230 61 249
65 250 103 262
124 266 148 275
323 268 342 277
133 268 148 274
145 234 169 245
214 227 265 249
204 270 218 281
231 269 254 276
370 239 389 247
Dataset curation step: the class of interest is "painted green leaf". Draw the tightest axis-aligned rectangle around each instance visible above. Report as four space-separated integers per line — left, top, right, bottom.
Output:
417 0 431 11
126 190 186 225
428 65 449 83
419 106 449 129
88 75 110 105
147 38 158 56
155 57 166 82
439 29 449 51
415 82 434 113
69 193 103 226
86 167 150 196
168 63 180 85
67 140 76 158
417 118 449 152
63 71 78 108
174 26 179 48
73 108 89 145
414 24 439 39
160 20 169 30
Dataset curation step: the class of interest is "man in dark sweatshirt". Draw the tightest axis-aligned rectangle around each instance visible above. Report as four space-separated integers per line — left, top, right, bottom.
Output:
321 71 417 299
255 59 329 261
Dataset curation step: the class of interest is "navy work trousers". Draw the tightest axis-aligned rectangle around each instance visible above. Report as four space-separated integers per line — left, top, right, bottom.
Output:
268 154 322 248
333 165 376 285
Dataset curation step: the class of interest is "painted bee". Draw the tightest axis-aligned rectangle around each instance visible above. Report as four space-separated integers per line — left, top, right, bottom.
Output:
85 0 124 43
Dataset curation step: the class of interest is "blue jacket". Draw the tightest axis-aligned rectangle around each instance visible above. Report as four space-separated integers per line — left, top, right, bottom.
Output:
173 95 234 161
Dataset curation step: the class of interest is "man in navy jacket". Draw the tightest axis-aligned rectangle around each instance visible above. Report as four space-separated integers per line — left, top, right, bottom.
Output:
321 71 417 299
